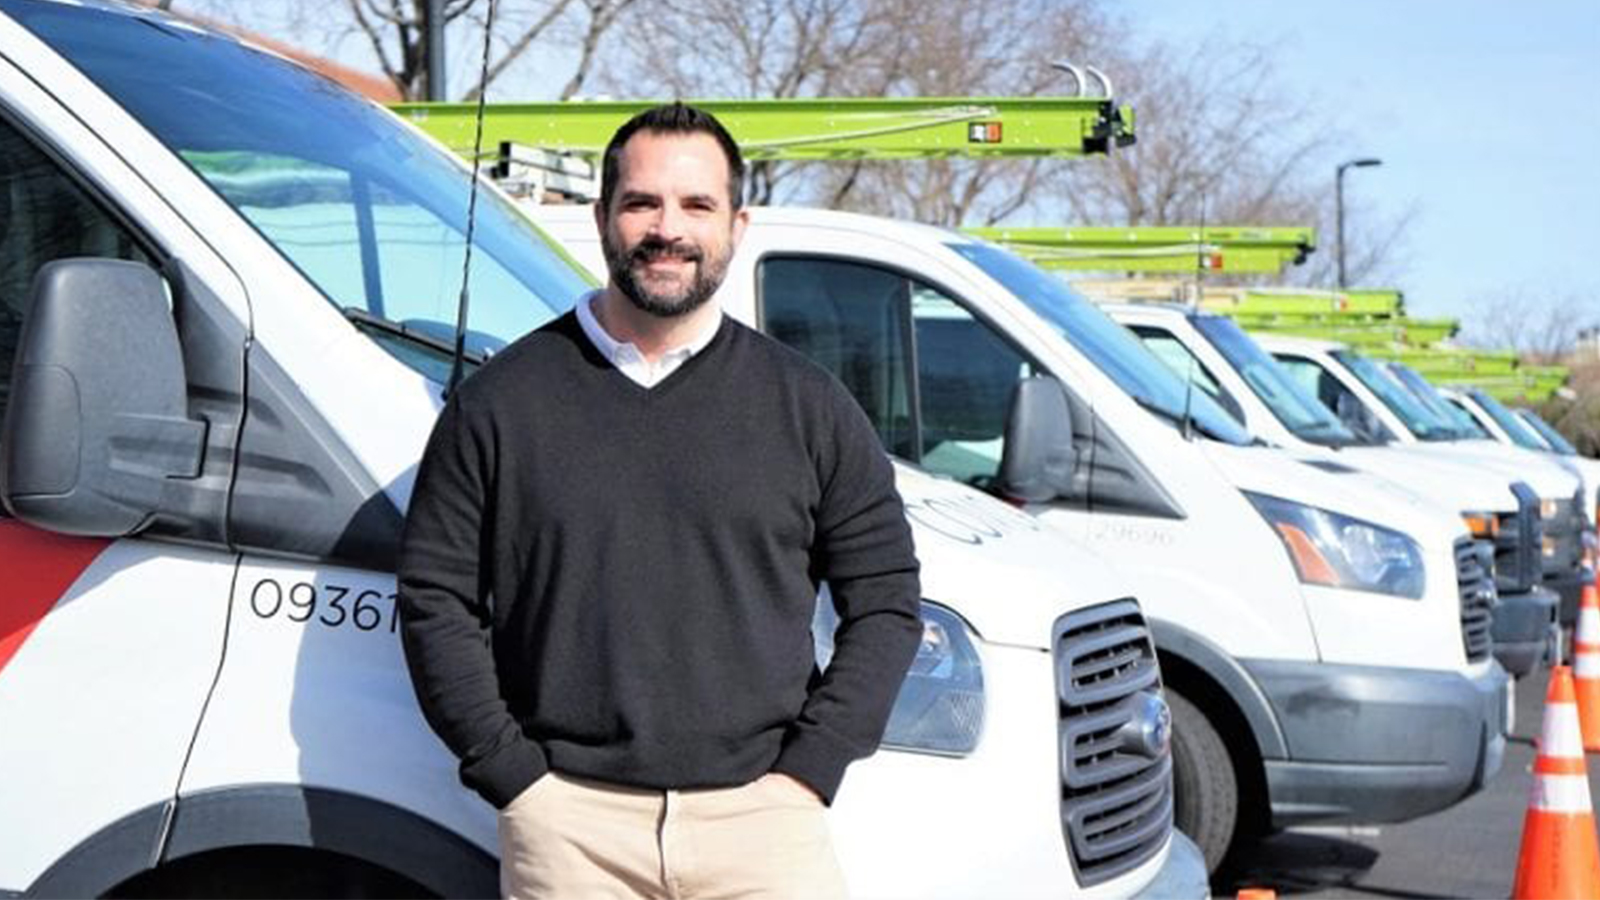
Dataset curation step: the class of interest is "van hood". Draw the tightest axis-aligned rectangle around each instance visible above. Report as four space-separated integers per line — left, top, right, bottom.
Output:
1313 445 1519 515
890 462 1135 649
1198 442 1468 552
1385 441 1581 502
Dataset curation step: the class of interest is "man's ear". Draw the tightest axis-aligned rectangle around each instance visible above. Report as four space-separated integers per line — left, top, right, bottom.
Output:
591 199 607 238
730 206 751 250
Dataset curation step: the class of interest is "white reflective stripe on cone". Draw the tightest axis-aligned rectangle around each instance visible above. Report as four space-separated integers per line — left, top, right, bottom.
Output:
1531 774 1596 814
1543 704 1588 758
1581 606 1600 637
1578 651 1600 679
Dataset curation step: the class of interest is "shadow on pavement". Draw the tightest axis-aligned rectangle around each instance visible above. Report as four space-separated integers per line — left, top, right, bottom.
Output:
1213 831 1459 899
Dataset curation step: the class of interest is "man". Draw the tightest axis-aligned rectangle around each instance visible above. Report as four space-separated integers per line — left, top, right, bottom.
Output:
398 103 922 900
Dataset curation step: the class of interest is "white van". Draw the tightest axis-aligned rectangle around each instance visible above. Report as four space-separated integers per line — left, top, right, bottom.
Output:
1438 385 1600 532
1255 335 1591 626
0 3 1204 897
1101 303 1559 677
530 204 1510 873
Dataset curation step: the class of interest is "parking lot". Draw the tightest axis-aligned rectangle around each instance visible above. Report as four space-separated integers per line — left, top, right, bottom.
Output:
1217 666 1589 898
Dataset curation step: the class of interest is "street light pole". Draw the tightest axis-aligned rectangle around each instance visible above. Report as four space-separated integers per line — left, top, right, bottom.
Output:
1336 157 1382 288
425 0 446 101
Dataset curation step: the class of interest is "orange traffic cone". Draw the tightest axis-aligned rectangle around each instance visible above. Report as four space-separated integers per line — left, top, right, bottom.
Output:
1576 583 1600 752
1512 666 1600 900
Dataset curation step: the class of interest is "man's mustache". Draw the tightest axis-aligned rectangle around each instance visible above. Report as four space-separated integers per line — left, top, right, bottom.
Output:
628 238 704 265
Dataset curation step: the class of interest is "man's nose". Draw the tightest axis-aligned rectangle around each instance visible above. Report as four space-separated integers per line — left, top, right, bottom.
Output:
648 201 688 241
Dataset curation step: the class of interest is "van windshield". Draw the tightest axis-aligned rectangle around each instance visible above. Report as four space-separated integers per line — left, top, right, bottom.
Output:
1469 389 1551 451
8 0 591 384
949 242 1251 446
1518 409 1578 454
1331 350 1459 441
1190 315 1359 446
1383 363 1487 439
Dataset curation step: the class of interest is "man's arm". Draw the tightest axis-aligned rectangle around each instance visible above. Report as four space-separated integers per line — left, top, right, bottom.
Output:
772 386 923 805
398 395 547 809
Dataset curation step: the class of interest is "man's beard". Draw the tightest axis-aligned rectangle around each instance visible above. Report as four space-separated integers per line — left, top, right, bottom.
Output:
601 229 732 318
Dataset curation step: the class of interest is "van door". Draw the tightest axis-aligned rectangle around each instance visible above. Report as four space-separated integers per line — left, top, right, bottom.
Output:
0 77 244 895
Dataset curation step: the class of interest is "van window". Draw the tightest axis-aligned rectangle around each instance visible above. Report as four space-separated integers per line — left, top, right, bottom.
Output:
1190 315 1358 446
1272 353 1395 443
760 257 916 459
0 113 154 436
1467 389 1550 451
911 285 1034 486
1124 325 1246 425
947 241 1252 446
760 256 1039 488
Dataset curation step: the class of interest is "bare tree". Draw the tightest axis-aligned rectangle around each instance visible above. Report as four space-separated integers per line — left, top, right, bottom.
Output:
181 0 633 102
594 0 1114 215
796 0 1111 225
1458 286 1594 363
596 0 922 204
1540 360 1600 455
1030 32 1418 288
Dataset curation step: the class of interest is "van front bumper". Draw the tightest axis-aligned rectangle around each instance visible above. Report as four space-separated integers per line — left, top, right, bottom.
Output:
1132 831 1209 899
1242 658 1509 827
1492 586 1560 677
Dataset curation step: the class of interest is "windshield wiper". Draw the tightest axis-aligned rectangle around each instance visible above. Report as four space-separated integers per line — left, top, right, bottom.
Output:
1413 423 1459 441
1294 421 1363 446
344 307 490 367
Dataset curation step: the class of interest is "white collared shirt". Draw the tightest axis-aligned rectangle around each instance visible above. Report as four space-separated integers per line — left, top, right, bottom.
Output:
574 289 722 389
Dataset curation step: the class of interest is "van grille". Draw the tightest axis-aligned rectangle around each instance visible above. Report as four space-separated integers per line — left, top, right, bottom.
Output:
1493 483 1540 594
1054 599 1171 886
1456 538 1495 663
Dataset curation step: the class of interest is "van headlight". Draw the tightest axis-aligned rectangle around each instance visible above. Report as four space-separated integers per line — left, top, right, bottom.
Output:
1246 492 1426 599
813 598 985 756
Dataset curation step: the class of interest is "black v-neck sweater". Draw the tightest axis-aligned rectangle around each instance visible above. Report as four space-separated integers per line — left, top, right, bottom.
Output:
398 311 921 808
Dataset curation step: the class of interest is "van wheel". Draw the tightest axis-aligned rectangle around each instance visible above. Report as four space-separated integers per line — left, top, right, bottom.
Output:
1169 689 1238 875
108 846 432 898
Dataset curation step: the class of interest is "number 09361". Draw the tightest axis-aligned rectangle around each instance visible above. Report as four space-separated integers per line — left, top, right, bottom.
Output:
249 578 399 634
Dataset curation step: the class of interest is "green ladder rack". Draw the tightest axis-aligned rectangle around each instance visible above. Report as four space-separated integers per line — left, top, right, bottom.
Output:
964 225 1314 274
393 96 1135 161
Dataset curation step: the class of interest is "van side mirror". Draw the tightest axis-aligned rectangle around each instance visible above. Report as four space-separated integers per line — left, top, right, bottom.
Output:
2 259 204 535
998 375 1076 503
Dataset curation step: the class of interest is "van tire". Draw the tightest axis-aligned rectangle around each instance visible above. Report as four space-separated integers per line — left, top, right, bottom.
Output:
1169 689 1238 875
107 846 432 898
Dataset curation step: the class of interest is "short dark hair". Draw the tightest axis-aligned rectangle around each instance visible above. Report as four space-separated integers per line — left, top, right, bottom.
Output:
598 102 745 212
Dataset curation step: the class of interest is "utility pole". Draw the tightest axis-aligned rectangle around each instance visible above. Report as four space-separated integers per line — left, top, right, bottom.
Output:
424 0 447 101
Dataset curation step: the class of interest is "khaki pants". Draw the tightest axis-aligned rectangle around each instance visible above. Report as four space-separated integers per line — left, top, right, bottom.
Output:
498 772 848 900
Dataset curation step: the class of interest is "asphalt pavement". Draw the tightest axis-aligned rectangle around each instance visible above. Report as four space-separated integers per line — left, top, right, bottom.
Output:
1213 666 1595 899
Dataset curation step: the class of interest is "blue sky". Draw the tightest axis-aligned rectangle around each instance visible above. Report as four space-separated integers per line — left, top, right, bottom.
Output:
216 0 1598 328
1125 0 1600 323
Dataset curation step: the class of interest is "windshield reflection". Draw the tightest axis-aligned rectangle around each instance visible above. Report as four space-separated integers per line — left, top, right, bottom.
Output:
1469 389 1551 451
1380 363 1485 439
949 242 1251 446
1192 316 1358 446
1333 350 1459 441
12 1 592 384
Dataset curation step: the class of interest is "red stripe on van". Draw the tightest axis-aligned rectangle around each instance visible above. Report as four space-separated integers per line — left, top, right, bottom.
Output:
0 521 112 674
